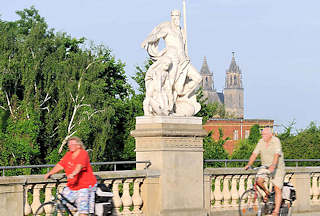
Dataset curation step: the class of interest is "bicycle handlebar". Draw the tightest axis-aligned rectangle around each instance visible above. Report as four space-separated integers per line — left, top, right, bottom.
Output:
247 165 269 170
48 174 67 182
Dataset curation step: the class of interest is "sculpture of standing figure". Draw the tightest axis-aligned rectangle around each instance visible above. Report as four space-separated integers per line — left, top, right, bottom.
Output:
141 9 202 116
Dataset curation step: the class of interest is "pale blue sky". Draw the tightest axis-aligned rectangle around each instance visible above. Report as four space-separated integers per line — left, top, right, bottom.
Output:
1 0 319 130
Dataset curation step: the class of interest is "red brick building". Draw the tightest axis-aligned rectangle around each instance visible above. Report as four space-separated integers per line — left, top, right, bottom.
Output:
203 119 274 154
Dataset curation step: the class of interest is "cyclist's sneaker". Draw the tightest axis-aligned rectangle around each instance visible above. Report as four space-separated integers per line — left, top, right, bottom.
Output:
263 194 270 203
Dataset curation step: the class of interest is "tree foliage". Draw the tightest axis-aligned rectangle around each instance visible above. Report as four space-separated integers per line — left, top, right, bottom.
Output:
203 129 229 167
0 7 134 173
196 88 227 124
231 124 261 160
279 122 320 165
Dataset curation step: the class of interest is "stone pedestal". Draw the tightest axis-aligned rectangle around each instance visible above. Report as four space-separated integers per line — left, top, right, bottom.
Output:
0 184 24 216
131 116 208 216
291 172 311 212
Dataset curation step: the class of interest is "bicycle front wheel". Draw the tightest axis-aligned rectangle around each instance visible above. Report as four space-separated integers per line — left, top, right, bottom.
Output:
34 201 67 216
239 189 264 216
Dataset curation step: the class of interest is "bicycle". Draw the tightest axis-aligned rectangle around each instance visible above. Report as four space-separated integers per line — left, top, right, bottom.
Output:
34 175 80 216
239 166 295 216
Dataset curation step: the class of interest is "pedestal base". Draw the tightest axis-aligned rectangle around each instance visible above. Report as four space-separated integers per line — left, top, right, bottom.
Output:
131 116 208 216
161 208 208 216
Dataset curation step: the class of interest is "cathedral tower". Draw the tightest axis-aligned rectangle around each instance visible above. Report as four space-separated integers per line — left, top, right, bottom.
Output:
224 52 244 118
200 56 214 91
200 56 223 104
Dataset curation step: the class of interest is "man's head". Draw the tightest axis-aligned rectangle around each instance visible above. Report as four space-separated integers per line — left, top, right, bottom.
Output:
67 136 85 152
261 128 273 142
171 10 181 27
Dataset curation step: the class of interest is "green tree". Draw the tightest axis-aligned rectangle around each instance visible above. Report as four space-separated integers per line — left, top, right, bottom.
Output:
231 124 261 164
279 122 320 166
0 7 134 173
203 129 229 167
195 87 227 124
120 60 152 161
248 124 261 145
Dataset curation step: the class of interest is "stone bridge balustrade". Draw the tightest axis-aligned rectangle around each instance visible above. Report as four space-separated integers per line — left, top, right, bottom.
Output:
0 169 160 216
3 167 320 215
204 167 320 216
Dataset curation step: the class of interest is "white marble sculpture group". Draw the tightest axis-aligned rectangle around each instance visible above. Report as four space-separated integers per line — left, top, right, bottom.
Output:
141 9 202 117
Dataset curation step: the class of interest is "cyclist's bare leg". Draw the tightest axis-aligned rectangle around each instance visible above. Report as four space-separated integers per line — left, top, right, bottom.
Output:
272 185 282 215
256 177 270 200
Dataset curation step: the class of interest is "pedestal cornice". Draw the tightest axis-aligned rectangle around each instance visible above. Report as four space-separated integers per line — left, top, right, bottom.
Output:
131 116 207 138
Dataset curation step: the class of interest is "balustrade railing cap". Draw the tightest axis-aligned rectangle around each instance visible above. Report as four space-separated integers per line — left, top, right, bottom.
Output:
0 170 160 185
204 167 320 175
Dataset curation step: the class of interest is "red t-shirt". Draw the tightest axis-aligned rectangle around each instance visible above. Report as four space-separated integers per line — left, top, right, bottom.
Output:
58 149 97 190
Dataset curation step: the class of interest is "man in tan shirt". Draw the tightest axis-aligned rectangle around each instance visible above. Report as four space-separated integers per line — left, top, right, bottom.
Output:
245 128 285 216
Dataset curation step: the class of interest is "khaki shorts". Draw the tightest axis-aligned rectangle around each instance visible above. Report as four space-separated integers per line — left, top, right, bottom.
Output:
257 168 272 180
257 167 284 189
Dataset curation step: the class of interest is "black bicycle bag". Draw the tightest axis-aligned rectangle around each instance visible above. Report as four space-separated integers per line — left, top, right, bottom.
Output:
282 182 296 201
95 183 113 216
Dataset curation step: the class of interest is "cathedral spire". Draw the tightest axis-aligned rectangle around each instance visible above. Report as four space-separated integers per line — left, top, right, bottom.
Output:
225 52 242 88
200 56 211 74
228 51 241 74
200 56 214 90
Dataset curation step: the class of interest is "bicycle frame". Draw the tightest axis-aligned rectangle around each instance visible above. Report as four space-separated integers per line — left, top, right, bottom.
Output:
46 175 78 215
57 192 78 215
241 166 292 216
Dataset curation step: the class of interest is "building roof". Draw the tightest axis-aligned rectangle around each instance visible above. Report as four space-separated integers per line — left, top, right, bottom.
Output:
217 92 224 104
207 118 274 122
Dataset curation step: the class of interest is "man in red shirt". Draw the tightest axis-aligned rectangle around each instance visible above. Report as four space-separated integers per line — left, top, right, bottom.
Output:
44 136 97 216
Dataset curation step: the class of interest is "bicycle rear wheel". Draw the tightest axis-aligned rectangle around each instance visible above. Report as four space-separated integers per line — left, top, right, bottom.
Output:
34 201 69 216
239 189 264 216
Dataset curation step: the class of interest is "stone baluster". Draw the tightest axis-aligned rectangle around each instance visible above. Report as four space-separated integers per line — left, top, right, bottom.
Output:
238 175 247 206
24 185 32 216
104 179 113 189
247 174 254 190
245 174 255 206
44 183 55 215
312 173 320 204
246 175 255 205
212 176 223 210
132 178 143 215
222 175 232 208
310 174 313 201
316 174 320 205
231 175 240 208
112 180 123 215
57 182 66 194
209 176 214 208
311 173 319 203
57 182 67 216
31 184 44 214
121 179 133 215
